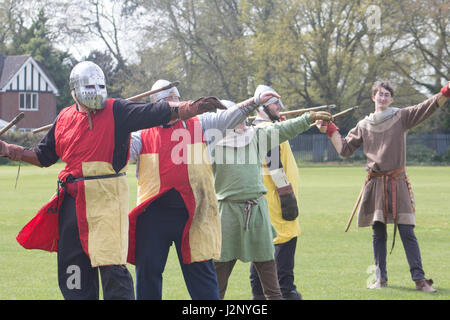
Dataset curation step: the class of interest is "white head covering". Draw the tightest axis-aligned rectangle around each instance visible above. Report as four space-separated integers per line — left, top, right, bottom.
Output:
149 79 180 102
254 84 285 110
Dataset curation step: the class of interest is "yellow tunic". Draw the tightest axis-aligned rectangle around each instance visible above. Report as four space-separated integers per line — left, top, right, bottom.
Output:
257 120 301 244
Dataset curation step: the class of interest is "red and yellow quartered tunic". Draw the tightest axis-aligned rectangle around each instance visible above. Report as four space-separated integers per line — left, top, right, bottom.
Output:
16 98 171 267
127 117 221 265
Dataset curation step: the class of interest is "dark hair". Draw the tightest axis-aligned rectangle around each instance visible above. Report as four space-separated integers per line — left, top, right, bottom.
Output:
372 80 394 97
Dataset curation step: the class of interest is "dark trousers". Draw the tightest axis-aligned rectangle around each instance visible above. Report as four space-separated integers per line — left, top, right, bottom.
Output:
372 221 425 281
135 202 219 300
250 237 298 296
57 195 135 300
215 259 282 300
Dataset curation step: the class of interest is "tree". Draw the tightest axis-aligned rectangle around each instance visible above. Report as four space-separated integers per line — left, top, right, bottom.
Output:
33 0 445 132
0 0 26 52
52 0 134 73
127 0 251 101
393 0 449 94
242 0 418 130
4 8 75 111
388 0 449 132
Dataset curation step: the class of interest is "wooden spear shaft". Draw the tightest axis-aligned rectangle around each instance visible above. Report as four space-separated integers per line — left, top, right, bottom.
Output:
126 80 180 101
0 112 25 137
248 104 335 121
331 105 359 121
32 81 181 134
309 105 359 128
344 180 366 232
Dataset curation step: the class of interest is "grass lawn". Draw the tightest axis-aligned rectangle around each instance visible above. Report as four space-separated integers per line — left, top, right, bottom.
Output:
0 163 449 300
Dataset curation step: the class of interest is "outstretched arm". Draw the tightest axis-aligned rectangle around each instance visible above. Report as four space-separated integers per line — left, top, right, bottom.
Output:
401 82 450 130
115 97 226 133
259 111 332 150
200 103 257 144
0 139 42 167
317 121 363 158
200 91 281 150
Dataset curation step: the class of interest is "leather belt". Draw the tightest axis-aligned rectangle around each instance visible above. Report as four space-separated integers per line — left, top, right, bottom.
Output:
368 168 405 253
48 172 126 215
226 196 262 231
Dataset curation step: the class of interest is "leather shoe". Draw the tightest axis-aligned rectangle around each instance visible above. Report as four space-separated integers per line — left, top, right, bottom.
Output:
282 290 302 300
415 279 436 293
368 278 387 289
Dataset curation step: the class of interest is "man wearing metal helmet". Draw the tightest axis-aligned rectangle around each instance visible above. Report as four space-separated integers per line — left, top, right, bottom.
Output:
250 84 303 300
2 61 224 300
127 80 281 299
254 84 286 122
211 99 332 300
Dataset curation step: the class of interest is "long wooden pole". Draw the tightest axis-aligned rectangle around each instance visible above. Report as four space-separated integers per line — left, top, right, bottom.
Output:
32 81 181 134
248 104 336 121
331 105 359 121
0 112 25 137
309 105 359 128
126 81 180 101
344 180 366 232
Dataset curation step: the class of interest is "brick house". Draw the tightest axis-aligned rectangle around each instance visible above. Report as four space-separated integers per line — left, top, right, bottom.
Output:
0 54 59 131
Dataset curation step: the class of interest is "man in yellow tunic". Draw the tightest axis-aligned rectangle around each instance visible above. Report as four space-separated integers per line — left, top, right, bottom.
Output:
251 85 302 300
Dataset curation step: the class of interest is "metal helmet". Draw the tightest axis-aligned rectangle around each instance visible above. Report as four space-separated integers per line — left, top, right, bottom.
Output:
149 79 180 103
219 99 235 109
69 61 107 110
254 84 285 110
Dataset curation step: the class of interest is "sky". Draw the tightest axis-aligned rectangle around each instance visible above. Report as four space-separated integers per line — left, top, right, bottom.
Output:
46 0 142 63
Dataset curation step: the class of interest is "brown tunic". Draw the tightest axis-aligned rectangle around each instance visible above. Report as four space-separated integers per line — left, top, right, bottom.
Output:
339 93 447 227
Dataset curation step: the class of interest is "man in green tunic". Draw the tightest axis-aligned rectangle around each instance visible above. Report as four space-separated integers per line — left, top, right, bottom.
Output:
211 100 332 299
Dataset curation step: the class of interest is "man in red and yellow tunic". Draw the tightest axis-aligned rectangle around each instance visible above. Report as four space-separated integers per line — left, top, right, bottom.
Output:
0 62 223 300
127 80 280 299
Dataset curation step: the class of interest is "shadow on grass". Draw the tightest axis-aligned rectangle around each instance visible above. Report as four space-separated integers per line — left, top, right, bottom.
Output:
385 285 450 295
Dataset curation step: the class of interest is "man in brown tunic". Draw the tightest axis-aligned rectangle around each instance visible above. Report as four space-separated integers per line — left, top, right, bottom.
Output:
318 80 449 292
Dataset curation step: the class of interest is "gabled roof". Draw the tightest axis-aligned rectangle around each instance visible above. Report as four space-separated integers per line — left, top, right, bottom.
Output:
0 53 59 95
0 54 29 89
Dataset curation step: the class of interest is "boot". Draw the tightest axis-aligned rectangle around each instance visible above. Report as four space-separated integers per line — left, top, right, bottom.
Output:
368 278 387 289
282 289 302 300
415 279 436 293
251 294 266 300
253 260 283 300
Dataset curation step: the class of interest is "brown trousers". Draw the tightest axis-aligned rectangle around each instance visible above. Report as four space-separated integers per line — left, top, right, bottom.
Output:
214 259 282 300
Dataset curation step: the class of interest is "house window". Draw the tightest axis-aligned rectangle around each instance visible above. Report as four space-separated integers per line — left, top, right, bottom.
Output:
19 92 39 111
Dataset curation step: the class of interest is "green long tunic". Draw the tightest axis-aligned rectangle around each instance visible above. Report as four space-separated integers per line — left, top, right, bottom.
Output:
211 114 311 262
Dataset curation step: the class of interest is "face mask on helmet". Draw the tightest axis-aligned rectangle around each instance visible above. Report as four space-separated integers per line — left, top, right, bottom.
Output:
254 84 285 121
69 61 107 110
150 79 180 103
